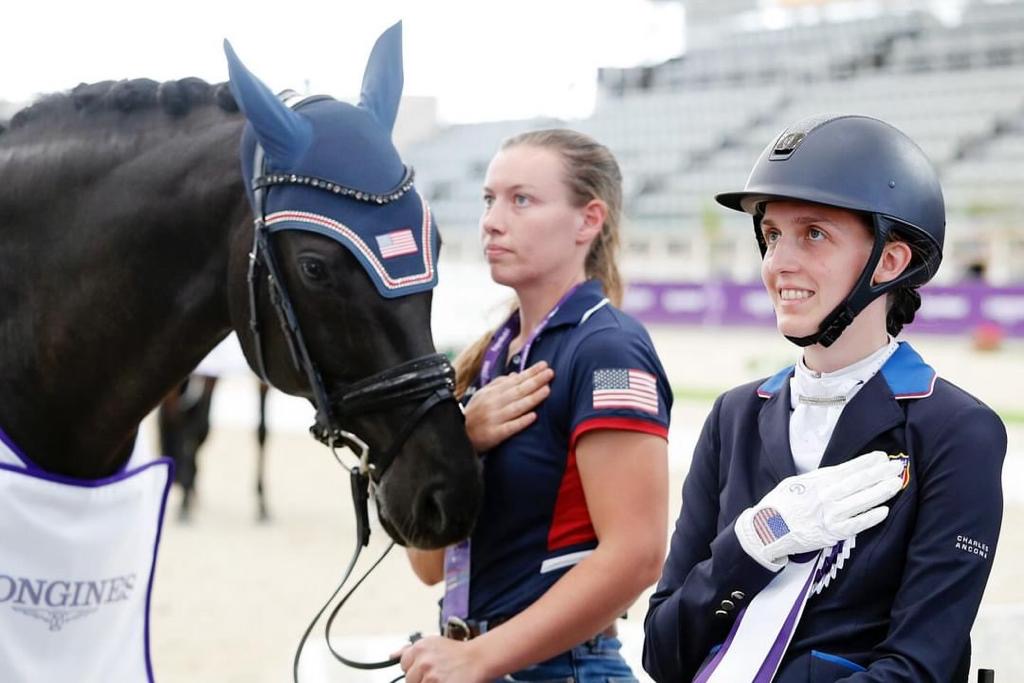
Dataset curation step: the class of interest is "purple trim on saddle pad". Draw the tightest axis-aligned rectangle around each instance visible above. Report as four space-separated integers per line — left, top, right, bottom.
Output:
0 425 149 477
143 459 174 683
0 456 174 488
0 425 32 468
0 456 173 683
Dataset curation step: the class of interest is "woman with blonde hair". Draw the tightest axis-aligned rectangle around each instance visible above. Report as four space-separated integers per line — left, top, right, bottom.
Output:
400 129 672 682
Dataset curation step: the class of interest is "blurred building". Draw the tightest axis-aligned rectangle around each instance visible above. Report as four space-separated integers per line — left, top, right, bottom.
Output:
401 0 1024 286
393 95 441 151
0 99 25 123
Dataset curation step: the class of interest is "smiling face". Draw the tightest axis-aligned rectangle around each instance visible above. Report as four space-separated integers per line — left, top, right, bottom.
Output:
759 200 876 339
480 144 591 292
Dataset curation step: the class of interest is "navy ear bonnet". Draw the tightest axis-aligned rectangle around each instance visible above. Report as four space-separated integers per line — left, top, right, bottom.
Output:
225 22 439 298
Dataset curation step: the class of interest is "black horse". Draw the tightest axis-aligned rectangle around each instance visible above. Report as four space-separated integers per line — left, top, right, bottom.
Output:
157 372 271 522
0 26 481 550
158 374 219 521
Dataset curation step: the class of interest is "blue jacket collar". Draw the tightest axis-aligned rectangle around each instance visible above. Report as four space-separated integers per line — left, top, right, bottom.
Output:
757 341 936 400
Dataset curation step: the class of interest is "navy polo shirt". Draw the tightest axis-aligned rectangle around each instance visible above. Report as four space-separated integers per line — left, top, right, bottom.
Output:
464 280 672 620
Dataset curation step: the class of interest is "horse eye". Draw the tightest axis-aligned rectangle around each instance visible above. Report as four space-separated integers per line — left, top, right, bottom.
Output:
299 258 327 282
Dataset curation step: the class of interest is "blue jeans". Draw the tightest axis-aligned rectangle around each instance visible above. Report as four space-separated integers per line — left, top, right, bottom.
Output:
499 634 637 683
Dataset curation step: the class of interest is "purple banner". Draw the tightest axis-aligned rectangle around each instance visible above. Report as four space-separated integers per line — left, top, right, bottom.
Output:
623 281 1024 338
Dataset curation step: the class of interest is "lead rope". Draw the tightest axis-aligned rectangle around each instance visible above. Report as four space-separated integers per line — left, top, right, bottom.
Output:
292 447 420 683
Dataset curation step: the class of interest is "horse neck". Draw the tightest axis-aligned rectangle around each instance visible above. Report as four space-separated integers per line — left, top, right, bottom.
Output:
0 110 250 478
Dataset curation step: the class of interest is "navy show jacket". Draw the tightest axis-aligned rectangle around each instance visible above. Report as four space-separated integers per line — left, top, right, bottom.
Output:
643 342 1005 682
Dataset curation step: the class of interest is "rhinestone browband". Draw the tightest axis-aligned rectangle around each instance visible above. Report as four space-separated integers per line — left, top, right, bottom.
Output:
252 165 415 205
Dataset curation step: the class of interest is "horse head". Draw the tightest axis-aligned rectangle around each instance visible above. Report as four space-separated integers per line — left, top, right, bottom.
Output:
223 23 481 549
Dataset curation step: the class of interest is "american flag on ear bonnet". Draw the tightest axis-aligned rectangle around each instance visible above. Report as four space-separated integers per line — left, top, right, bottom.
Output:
225 22 439 298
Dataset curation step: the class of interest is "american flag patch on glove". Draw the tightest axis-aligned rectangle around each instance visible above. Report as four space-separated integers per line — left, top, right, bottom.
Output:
753 507 791 545
592 368 658 414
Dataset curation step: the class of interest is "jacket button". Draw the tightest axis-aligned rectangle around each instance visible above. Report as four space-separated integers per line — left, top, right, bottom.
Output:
714 609 728 618
731 591 746 601
720 599 735 611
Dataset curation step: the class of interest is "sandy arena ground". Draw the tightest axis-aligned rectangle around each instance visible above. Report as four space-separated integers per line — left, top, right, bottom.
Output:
148 329 1023 682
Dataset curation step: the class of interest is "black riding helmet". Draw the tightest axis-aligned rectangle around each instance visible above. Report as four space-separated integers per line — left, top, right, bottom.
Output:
716 114 945 347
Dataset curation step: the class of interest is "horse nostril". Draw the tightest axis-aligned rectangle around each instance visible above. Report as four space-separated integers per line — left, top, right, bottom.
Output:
414 485 449 536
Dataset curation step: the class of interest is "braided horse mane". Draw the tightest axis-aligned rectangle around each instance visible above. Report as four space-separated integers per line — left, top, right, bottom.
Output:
0 75 249 479
4 77 237 131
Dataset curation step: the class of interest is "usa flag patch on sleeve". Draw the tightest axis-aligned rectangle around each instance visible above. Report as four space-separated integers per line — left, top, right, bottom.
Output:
592 368 659 414
376 228 418 258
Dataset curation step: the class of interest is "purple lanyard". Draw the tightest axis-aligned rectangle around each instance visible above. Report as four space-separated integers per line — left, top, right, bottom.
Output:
478 283 582 387
442 283 582 625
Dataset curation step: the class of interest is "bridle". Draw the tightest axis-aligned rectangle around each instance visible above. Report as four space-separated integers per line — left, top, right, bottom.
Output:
246 93 458 481
243 93 459 681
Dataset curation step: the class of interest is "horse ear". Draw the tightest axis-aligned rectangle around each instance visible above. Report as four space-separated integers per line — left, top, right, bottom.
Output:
357 21 404 134
223 39 312 168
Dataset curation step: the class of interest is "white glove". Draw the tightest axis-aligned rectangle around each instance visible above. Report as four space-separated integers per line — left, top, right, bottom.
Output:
735 451 905 571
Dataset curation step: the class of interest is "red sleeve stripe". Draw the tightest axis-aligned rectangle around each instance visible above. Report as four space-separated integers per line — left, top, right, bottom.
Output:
548 417 670 552
547 445 595 551
570 417 669 450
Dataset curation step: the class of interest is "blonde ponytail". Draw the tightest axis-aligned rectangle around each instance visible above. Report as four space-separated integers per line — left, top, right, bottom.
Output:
453 331 493 400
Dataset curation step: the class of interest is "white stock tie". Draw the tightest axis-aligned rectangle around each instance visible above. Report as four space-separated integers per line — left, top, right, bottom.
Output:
788 339 898 474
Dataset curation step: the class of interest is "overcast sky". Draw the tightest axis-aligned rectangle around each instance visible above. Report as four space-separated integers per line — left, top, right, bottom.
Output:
0 0 685 123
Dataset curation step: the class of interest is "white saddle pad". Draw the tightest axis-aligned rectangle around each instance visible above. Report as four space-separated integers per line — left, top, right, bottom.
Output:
0 441 171 683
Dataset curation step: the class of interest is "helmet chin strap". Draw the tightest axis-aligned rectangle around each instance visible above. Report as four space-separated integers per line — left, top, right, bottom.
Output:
756 214 929 349
785 302 859 348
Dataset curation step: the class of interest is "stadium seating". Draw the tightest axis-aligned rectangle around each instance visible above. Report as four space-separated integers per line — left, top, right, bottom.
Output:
404 1 1024 284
